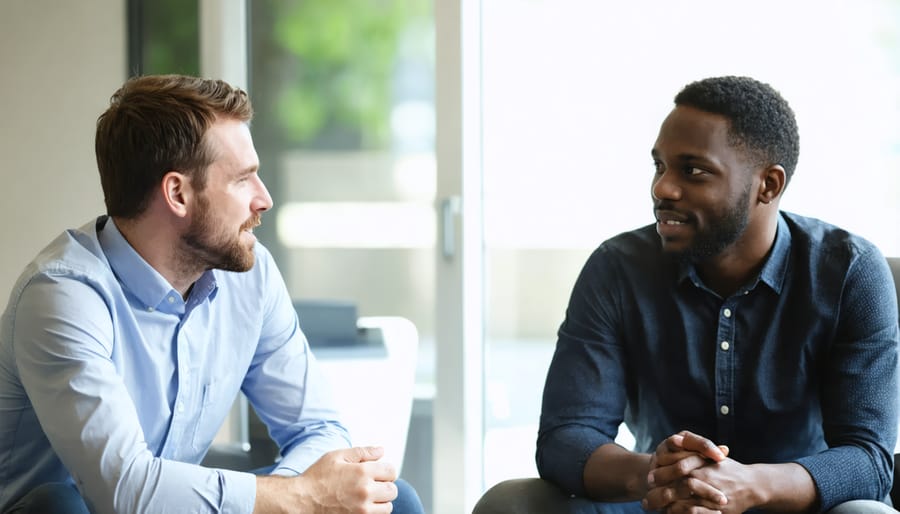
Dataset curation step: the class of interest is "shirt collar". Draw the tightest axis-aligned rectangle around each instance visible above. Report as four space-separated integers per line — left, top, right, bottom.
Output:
676 213 791 296
97 216 218 315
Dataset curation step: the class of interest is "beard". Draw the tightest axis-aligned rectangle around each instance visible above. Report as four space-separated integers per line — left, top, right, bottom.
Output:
671 181 752 263
181 193 260 272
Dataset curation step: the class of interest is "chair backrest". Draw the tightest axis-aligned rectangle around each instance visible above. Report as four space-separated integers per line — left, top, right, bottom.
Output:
886 258 900 503
888 258 900 311
314 316 419 473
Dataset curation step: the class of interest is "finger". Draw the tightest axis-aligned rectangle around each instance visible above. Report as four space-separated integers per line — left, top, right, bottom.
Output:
649 454 708 486
344 445 385 463
654 448 706 467
661 433 686 453
642 484 679 511
682 477 727 506
678 431 726 462
370 479 399 503
364 460 399 481
666 499 723 514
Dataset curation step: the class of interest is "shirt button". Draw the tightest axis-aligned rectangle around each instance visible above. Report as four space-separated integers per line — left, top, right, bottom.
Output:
177 402 185 413
720 341 730 351
168 296 175 303
147 306 154 312
723 308 732 318
720 405 730 415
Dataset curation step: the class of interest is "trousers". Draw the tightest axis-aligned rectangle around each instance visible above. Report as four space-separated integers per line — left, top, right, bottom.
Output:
472 478 898 514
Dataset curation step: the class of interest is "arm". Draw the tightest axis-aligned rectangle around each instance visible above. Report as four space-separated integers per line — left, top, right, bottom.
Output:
239 247 352 476
794 249 898 509
536 247 632 498
253 447 397 514
13 275 256 513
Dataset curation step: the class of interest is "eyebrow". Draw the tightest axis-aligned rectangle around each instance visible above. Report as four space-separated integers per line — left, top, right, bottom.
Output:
651 149 708 162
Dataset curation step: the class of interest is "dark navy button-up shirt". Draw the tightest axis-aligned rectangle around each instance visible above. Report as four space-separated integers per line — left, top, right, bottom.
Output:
537 212 898 510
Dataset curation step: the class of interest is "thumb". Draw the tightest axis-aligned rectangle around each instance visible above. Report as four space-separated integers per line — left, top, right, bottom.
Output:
345 446 384 463
718 445 729 457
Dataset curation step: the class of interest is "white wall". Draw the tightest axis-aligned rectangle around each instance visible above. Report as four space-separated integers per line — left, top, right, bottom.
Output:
0 0 126 300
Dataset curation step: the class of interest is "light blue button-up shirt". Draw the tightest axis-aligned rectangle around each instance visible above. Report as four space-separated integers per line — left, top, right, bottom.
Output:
0 216 350 513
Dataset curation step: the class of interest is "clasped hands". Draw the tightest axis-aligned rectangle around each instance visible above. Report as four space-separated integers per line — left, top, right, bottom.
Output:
642 430 750 514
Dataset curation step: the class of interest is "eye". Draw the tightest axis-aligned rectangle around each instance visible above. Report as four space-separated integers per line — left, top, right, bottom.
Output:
684 166 706 176
652 160 665 174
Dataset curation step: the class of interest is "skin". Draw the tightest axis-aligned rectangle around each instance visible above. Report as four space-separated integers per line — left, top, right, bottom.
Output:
582 106 818 512
115 117 399 513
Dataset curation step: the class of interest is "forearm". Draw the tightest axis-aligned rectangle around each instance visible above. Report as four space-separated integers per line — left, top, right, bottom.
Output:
743 462 817 512
583 443 652 501
254 475 308 514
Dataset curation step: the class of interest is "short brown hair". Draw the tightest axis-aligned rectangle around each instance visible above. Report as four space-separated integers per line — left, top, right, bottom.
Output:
95 75 253 218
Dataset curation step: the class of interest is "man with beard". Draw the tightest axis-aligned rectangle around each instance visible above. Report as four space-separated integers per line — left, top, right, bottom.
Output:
474 76 898 514
0 75 425 514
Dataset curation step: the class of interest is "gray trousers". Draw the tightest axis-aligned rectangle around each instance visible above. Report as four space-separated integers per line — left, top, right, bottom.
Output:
472 479 898 514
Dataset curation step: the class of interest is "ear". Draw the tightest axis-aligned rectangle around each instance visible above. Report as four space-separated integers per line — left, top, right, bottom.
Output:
758 165 786 205
161 171 192 218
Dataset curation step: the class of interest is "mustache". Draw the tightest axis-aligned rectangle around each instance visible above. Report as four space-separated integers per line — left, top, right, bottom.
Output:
654 201 694 222
241 215 261 231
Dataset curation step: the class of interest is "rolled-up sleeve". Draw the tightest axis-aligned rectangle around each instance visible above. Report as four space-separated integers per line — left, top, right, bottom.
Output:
13 274 258 514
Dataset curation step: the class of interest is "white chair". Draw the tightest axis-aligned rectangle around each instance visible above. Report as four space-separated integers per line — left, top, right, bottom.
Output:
203 316 419 475
314 316 419 473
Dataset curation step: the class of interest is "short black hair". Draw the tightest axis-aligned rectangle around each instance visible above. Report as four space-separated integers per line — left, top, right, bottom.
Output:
675 76 800 184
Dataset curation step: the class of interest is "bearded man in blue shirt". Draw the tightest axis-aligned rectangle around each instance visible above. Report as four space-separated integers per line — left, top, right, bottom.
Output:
0 75 425 514
474 76 899 514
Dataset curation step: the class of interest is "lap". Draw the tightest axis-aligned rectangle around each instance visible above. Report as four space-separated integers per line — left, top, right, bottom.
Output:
473 479 897 514
4 482 89 514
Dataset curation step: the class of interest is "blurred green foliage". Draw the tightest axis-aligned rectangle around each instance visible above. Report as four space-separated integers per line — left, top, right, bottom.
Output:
260 0 431 149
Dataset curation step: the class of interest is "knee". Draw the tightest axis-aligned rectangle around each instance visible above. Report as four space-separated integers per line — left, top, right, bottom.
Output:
393 478 426 514
473 478 569 514
826 499 896 514
10 482 88 514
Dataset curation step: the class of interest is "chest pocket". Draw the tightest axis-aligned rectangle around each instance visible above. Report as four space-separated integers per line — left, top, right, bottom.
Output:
190 379 231 452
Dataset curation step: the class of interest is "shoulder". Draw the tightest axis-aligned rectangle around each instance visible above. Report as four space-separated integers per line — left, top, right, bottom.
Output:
7 218 117 302
782 211 884 268
585 224 663 269
572 224 668 291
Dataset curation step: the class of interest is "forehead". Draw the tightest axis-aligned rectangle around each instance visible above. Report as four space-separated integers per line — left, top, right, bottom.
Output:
204 118 258 171
653 105 732 157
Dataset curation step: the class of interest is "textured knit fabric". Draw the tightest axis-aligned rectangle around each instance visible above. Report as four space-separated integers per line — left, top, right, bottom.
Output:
538 211 899 511
0 216 350 513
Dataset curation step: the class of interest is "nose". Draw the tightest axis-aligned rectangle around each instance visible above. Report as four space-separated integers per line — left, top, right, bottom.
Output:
252 174 274 212
651 168 682 202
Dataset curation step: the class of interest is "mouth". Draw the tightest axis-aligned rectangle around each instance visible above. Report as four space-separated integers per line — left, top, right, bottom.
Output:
654 209 693 241
240 216 262 233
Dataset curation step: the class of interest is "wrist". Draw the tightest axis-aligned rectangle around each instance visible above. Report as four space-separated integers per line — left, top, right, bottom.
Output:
626 454 653 497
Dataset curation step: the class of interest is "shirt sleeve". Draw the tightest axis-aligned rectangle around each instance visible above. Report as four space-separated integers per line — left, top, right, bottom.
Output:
239 248 351 476
536 246 628 496
12 273 257 514
794 247 899 510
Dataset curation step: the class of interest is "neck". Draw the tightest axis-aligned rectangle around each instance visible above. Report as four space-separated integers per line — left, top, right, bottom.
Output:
695 212 779 297
113 215 202 297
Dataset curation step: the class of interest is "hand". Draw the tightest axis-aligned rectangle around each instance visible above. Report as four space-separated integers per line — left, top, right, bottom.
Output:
660 458 759 514
255 446 398 514
642 431 729 511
